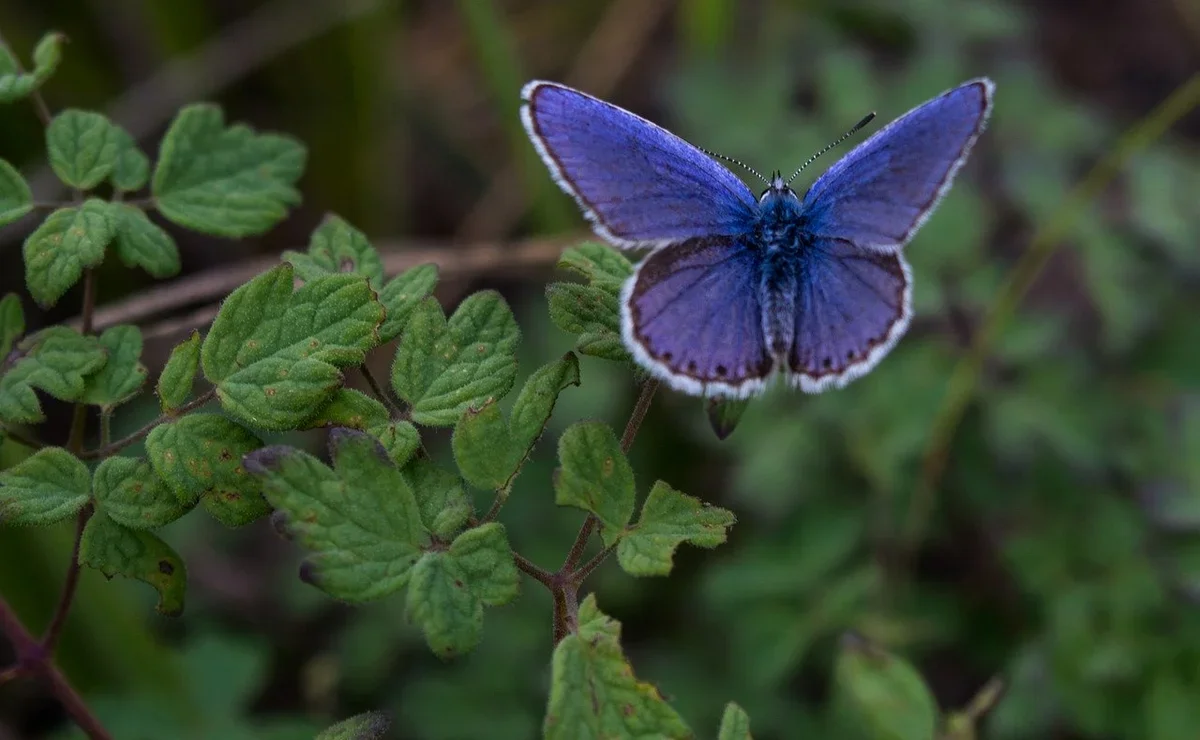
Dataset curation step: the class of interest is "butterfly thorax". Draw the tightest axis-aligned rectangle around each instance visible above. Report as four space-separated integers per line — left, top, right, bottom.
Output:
753 182 806 360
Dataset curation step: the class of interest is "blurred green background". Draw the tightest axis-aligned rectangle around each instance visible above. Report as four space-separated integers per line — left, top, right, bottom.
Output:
2 0 1199 738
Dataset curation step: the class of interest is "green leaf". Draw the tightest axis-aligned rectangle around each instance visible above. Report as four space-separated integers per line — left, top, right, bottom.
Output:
301 388 390 431
448 522 519 606
316 711 392 740
546 282 631 363
544 594 691 740
372 420 422 467
0 158 33 226
112 203 181 278
554 422 636 546
0 326 106 424
453 353 580 490
157 330 201 412
378 263 439 343
834 634 938 740
717 702 752 740
93 456 190 529
79 512 186 616
283 213 385 287
152 103 306 237
405 549 482 658
145 413 265 516
0 447 90 526
556 242 633 284
81 325 147 410
0 292 23 359
22 199 116 307
616 481 735 577
201 264 384 430
402 457 471 541
391 291 520 426
245 429 429 601
0 32 63 103
706 396 749 441
110 126 151 191
46 110 120 189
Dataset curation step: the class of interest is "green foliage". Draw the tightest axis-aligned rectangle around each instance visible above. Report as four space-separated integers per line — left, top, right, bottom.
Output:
378 263 440 342
157 331 201 412
391 291 520 425
616 481 735 577
546 243 634 364
554 421 636 546
284 213 386 288
316 711 392 740
46 109 120 189
0 326 106 424
151 103 306 237
92 456 191 529
0 157 33 226
22 199 115 307
109 125 151 192
0 293 24 358
0 447 90 526
112 204 181 278
0 31 62 103
833 636 938 740
81 325 147 411
718 703 752 740
79 512 186 616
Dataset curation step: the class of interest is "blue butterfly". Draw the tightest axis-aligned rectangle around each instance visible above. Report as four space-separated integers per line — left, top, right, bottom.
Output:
521 79 994 399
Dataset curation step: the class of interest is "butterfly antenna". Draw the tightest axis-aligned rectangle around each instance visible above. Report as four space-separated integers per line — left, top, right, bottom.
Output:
785 112 877 185
700 147 770 185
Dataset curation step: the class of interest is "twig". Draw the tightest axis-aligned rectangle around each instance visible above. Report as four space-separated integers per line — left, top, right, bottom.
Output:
80 388 216 460
40 504 91 654
513 553 555 590
360 364 403 417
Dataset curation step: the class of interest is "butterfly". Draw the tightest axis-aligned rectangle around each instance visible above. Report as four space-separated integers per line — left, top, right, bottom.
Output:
521 78 994 399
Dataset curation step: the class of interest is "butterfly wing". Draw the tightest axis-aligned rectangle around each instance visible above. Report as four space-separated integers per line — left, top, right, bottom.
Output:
522 81 758 249
787 237 912 392
799 78 993 253
622 236 774 398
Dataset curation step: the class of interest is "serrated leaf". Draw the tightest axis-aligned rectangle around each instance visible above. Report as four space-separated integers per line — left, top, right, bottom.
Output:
145 413 264 517
301 388 390 431
79 512 186 616
201 264 384 430
544 594 691 740
555 422 636 546
0 158 33 226
391 291 520 426
378 263 439 343
616 481 735 576
157 331 200 412
47 109 120 189
316 711 392 740
834 635 938 740
93 456 190 529
0 447 90 526
0 326 106 424
112 204 181 278
556 243 633 284
372 420 422 467
81 325 147 410
706 396 749 441
152 103 306 237
110 126 151 191
402 457 471 540
718 703 752 740
453 353 580 490
283 213 385 287
0 32 63 103
546 282 631 363
406 550 482 658
245 429 429 601
0 292 23 358
448 522 519 606
23 200 116 307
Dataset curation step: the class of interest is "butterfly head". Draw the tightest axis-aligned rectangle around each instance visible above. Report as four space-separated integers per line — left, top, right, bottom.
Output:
758 170 800 206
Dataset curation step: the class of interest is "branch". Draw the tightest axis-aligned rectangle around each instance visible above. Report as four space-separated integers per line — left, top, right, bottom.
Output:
79 388 217 460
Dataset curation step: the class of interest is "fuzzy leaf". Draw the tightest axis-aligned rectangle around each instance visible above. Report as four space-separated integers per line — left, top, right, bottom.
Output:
0 447 90 526
81 325 147 410
555 422 636 546
0 293 23 358
453 353 579 490
372 420 422 467
0 32 64 103
0 327 106 424
391 291 520 426
80 512 186 616
718 703 752 740
834 635 938 740
46 109 120 189
201 264 384 430
245 429 429 602
157 331 201 412
301 388 390 431
556 242 633 284
544 594 691 739
406 550 482 658
378 263 439 343
112 204 181 278
402 457 471 541
152 103 306 237
546 281 631 364
0 158 33 227
316 711 392 740
283 214 385 287
448 522 519 606
145 413 265 518
93 456 190 529
616 481 735 577
110 126 151 191
23 200 116 307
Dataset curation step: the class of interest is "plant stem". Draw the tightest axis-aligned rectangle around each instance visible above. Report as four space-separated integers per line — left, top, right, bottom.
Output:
0 425 46 450
513 553 555 589
360 364 404 417
40 503 91 654
79 388 217 459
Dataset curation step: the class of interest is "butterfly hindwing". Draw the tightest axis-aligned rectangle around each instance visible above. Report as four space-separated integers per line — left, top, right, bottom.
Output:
622 236 774 398
521 81 758 249
799 79 993 253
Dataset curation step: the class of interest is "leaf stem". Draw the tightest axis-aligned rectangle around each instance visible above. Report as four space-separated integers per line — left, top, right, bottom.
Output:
40 502 91 654
360 364 404 417
571 543 615 583
512 552 555 589
79 388 216 459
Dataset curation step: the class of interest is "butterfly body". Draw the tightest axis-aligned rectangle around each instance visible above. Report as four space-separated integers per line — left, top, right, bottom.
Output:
522 78 993 399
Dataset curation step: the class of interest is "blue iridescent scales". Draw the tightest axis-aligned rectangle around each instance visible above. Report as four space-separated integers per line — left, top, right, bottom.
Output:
520 78 994 399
